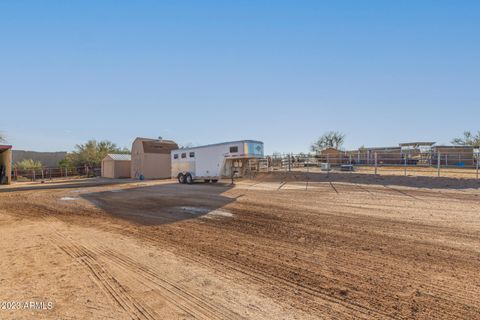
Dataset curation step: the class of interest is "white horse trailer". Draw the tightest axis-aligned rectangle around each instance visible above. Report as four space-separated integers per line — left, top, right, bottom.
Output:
171 140 264 184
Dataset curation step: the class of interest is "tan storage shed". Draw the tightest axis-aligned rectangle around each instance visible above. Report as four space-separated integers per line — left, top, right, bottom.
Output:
0 145 12 185
131 138 178 180
101 154 132 179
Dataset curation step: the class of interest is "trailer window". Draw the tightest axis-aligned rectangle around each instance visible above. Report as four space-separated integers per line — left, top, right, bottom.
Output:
181 153 186 158
230 146 238 153
189 152 195 158
173 154 178 159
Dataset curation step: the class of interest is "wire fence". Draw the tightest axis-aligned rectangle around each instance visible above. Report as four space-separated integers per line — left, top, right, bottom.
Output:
10 150 480 182
247 151 480 179
12 166 101 182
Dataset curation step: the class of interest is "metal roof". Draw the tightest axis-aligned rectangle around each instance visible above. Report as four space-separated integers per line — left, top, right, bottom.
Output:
399 142 435 147
172 140 263 152
0 145 12 151
105 154 131 161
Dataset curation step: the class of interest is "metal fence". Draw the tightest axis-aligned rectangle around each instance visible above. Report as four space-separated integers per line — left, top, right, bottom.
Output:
12 166 101 182
248 151 480 179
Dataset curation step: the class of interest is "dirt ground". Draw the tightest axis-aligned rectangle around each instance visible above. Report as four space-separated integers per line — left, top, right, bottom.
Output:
0 172 479 319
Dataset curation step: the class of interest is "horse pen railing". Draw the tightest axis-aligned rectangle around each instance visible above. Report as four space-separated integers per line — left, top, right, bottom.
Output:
252 152 480 179
12 166 101 182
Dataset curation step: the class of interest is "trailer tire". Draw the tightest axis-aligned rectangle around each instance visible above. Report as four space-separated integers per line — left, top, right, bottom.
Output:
211 179 218 183
204 179 211 183
178 173 186 184
185 173 193 184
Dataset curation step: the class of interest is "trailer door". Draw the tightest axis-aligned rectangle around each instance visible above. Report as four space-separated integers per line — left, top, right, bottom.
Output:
195 145 224 178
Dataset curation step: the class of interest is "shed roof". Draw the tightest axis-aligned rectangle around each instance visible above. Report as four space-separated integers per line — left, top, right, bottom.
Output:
133 137 178 154
0 145 12 151
105 154 131 161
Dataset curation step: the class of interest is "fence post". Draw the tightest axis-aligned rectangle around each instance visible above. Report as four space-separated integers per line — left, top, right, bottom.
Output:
404 155 407 176
476 156 479 179
437 152 441 177
374 152 378 175
306 162 310 191
288 154 291 172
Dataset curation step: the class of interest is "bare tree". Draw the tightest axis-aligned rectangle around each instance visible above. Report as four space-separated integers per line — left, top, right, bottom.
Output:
311 131 345 152
451 131 480 146
0 133 5 143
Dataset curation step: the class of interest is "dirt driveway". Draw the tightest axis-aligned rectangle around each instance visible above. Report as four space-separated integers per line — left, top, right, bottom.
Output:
0 174 479 319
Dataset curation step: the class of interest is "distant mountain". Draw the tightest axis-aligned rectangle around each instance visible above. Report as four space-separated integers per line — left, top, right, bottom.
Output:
13 150 67 168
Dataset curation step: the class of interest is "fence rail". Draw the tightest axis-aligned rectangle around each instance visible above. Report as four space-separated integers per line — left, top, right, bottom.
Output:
249 151 480 179
10 151 480 182
12 166 101 182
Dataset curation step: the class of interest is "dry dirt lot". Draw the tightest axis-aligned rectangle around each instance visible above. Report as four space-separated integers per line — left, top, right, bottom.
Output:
0 173 479 319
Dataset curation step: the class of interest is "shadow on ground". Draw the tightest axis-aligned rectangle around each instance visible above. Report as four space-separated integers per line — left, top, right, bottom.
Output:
254 171 480 190
81 182 235 226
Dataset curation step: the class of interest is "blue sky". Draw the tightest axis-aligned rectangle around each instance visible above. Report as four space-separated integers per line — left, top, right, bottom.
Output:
1 1 479 154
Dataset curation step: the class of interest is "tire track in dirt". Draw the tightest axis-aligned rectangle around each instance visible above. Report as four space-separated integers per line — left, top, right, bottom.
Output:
96 248 245 320
329 182 339 194
354 184 376 199
40 212 245 320
40 207 480 320
3 180 480 319
55 239 159 320
36 211 159 320
136 231 397 320
382 185 420 200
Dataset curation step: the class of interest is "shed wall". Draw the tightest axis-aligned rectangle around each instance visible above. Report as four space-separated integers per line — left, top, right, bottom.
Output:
101 159 115 178
102 159 131 178
114 161 131 178
142 154 171 179
0 149 12 184
131 138 176 179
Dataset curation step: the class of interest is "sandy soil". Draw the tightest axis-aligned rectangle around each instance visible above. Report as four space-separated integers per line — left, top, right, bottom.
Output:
0 173 479 319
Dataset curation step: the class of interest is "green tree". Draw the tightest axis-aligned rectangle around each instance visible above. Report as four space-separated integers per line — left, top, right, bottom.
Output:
311 131 346 152
15 159 43 170
451 131 480 146
65 140 130 167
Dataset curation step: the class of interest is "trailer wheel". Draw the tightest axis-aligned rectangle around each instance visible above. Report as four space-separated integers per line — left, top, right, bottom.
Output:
177 173 185 184
204 179 211 183
185 173 193 184
211 179 218 183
